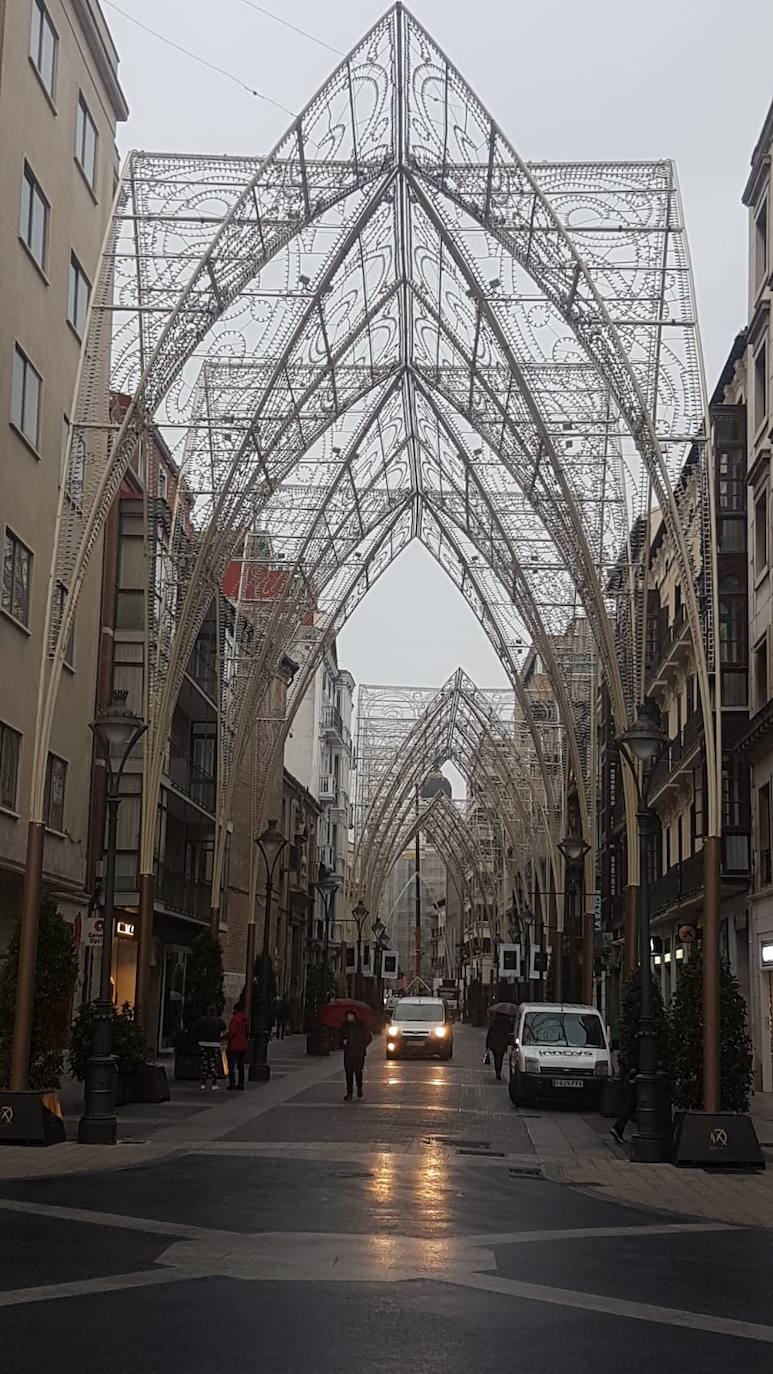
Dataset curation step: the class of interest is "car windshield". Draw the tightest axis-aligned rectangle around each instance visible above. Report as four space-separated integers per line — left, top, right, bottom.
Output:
393 1003 444 1023
521 1011 605 1048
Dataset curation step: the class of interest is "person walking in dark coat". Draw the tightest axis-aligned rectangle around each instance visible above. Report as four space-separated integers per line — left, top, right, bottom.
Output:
485 1013 511 1080
193 1005 225 1091
611 1035 639 1145
226 998 250 1091
341 1010 372 1100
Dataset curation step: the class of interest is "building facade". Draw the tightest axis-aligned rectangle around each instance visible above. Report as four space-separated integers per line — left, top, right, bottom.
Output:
284 640 354 961
0 1 127 970
742 98 773 1090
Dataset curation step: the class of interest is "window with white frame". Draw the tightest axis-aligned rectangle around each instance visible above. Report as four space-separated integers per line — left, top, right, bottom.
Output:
43 752 66 832
75 92 98 189
30 0 58 98
67 253 90 336
755 196 768 295
2 529 32 627
64 425 85 510
0 722 21 812
755 341 768 433
19 162 49 270
54 582 75 666
755 489 768 574
158 465 168 501
11 344 42 449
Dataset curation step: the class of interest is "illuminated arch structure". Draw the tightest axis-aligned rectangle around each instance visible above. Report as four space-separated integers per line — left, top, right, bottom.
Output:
12 5 722 1104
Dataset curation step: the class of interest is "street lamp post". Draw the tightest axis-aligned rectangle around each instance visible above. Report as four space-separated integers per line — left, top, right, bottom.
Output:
351 899 369 999
316 865 342 974
79 692 147 1145
372 916 387 1013
558 826 591 1004
617 699 670 1164
251 819 288 1083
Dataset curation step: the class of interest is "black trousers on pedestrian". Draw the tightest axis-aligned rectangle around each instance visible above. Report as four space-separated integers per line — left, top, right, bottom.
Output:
613 1078 637 1135
345 1060 364 1096
492 1048 505 1079
227 1049 245 1088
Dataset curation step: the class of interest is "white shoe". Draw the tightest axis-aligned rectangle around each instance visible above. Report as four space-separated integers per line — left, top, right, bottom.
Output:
211 1083 220 1091
199 1083 207 1091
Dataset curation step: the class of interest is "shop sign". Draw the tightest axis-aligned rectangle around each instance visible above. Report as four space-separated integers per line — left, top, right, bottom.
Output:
760 942 773 970
84 914 103 948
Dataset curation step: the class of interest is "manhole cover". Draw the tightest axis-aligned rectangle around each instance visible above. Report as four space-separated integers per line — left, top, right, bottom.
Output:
458 1148 505 1158
425 1136 491 1149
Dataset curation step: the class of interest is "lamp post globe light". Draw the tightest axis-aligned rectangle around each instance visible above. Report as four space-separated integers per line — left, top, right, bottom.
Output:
558 825 591 1004
352 899 369 999
252 818 288 1083
316 864 341 972
79 692 147 1145
616 699 670 1164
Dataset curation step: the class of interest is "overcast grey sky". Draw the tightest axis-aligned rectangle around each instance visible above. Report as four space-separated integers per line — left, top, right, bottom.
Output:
107 0 773 695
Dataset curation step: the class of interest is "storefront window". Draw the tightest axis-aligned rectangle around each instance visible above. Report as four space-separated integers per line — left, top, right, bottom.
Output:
160 947 189 1050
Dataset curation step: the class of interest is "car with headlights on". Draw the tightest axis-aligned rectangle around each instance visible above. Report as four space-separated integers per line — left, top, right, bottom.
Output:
385 997 453 1060
508 1003 610 1108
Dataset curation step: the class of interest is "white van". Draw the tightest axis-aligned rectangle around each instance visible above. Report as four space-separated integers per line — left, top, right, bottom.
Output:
508 1002 610 1109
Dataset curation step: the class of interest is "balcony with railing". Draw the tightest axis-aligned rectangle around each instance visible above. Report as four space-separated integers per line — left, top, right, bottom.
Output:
321 703 352 749
648 709 703 802
157 863 212 923
649 843 749 919
645 605 690 693
319 774 337 803
166 739 216 815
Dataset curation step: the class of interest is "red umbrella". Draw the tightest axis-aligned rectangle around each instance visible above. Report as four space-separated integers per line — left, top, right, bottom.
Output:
318 999 377 1031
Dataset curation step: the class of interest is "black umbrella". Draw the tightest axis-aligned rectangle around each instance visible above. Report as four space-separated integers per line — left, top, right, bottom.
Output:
488 1002 518 1018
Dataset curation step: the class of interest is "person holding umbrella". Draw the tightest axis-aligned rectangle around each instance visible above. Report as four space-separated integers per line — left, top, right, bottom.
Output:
485 1003 517 1081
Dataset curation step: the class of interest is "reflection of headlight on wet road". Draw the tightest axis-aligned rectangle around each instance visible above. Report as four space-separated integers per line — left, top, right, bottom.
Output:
433 1025 448 1039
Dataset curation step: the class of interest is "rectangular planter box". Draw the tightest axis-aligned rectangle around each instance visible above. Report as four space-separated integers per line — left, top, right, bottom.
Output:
0 1090 66 1146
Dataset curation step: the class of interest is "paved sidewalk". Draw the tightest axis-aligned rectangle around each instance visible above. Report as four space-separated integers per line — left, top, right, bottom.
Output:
0 1035 335 1181
527 1095 773 1228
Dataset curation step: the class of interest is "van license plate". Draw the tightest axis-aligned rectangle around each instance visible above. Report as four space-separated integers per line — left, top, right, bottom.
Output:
552 1078 583 1089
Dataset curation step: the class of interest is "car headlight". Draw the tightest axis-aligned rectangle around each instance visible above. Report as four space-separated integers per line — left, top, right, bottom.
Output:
433 1025 448 1039
523 1057 541 1074
387 1041 396 1052
388 1024 401 1036
594 1061 609 1077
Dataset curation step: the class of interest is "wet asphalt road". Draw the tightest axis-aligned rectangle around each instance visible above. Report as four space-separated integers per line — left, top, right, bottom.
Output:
1 1026 772 1373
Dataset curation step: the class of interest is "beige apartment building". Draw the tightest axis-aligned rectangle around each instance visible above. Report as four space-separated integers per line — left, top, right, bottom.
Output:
0 1 127 955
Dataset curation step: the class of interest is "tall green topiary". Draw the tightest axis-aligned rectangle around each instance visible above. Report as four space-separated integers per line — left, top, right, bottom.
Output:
618 970 667 1077
69 1001 145 1082
667 952 753 1112
182 931 224 1029
304 961 336 1028
0 895 79 1090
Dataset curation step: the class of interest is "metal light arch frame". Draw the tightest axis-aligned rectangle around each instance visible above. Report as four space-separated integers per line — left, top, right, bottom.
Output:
353 673 549 911
12 4 716 1092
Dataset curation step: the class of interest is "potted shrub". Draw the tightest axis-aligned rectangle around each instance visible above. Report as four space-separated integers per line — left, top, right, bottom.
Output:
70 1001 146 1105
0 895 78 1143
175 932 225 1081
304 962 335 1055
667 952 753 1116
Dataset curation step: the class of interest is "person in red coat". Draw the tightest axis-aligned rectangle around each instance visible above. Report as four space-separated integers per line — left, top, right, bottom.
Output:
226 997 250 1091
